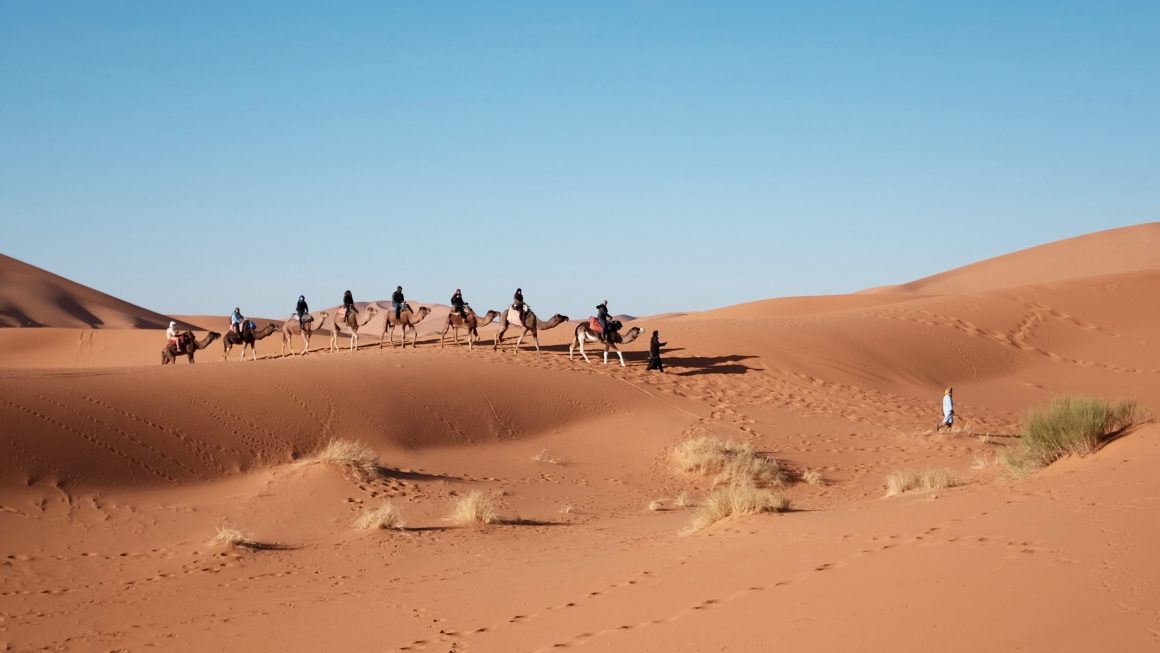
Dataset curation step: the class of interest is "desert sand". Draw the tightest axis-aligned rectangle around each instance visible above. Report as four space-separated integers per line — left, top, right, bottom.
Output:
3 224 1160 652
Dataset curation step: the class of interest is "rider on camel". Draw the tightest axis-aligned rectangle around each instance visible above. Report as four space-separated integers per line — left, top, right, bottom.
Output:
392 286 405 320
296 295 309 329
450 289 467 320
596 301 612 342
342 290 357 320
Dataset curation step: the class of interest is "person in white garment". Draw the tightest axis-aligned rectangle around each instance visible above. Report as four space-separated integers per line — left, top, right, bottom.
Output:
936 387 954 432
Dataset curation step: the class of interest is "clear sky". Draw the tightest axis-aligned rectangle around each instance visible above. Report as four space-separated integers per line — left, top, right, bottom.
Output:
2 2 1157 319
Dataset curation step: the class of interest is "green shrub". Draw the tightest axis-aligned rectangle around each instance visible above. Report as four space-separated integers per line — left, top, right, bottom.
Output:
1005 396 1136 473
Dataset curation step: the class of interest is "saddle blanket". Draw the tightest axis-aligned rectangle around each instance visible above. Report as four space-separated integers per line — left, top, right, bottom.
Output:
508 308 522 324
588 317 601 332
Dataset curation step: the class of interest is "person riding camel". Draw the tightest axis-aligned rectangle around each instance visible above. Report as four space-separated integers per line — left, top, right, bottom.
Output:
450 289 467 320
342 290 357 320
296 295 309 329
392 286 405 320
230 307 245 336
166 320 180 349
596 301 612 342
513 288 525 319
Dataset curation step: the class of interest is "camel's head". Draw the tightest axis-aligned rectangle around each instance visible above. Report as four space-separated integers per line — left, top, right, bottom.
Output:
622 326 644 343
551 314 569 323
208 332 222 342
418 306 431 317
365 304 379 314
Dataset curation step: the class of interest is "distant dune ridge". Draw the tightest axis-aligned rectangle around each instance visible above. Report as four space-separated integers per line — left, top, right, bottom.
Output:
0 253 191 329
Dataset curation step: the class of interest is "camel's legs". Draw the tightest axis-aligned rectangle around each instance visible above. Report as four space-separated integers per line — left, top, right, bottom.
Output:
579 335 591 363
533 332 541 353
330 328 339 353
616 349 625 367
250 345 258 362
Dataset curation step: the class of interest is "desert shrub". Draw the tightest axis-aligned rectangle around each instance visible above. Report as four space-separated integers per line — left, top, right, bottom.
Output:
209 526 257 549
1004 396 1137 474
683 481 790 533
305 439 381 482
801 469 825 486
355 501 405 531
884 469 955 496
448 491 499 525
672 437 786 487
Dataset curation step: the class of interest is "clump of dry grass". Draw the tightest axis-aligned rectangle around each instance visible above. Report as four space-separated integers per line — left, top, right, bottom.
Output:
1004 396 1138 475
683 481 791 533
304 439 381 482
647 499 665 511
355 501 405 531
801 469 825 486
884 469 955 497
559 504 574 515
209 526 258 549
532 449 561 465
448 491 499 525
674 492 692 508
672 437 786 487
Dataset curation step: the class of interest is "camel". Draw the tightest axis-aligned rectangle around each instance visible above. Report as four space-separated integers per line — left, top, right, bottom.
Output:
494 306 569 353
380 304 432 349
330 304 379 353
569 320 645 367
161 331 221 365
440 306 500 350
281 312 329 356
222 323 280 362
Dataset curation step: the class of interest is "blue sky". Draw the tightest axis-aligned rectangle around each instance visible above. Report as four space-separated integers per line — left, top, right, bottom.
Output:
2 2 1157 319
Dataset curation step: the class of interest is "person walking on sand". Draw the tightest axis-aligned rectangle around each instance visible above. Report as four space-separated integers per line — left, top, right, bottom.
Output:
936 387 954 432
647 330 667 372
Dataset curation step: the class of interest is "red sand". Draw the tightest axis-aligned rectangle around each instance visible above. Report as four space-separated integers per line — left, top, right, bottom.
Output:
3 223 1160 652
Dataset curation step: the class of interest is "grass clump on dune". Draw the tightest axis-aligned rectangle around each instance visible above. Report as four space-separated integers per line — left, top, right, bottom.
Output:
209 526 259 550
884 469 955 497
683 481 791 533
304 439 382 482
355 501 405 531
1004 396 1137 474
448 491 499 525
672 437 787 487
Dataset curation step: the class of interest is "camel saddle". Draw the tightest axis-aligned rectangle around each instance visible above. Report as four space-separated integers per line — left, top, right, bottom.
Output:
508 307 522 324
588 317 602 332
172 331 193 352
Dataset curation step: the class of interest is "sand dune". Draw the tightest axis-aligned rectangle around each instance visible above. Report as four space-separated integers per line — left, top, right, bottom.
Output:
0 254 190 329
3 226 1160 652
869 222 1160 295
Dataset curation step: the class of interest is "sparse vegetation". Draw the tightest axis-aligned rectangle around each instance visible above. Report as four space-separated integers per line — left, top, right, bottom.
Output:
449 491 499 525
648 499 664 511
674 492 692 508
355 501 405 531
884 469 955 497
209 526 258 549
802 469 825 486
559 504 574 515
532 449 561 465
1004 396 1138 474
303 439 382 482
683 481 791 533
672 436 786 487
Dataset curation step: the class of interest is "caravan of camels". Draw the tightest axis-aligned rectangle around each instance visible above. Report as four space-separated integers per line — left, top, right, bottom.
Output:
161 292 646 366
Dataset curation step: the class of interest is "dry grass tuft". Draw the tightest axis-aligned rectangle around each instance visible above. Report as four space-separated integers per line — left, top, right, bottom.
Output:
884 469 955 497
801 469 825 486
559 504 574 515
355 501 405 531
683 481 791 533
647 500 664 511
1004 396 1138 474
304 439 382 482
532 449 561 465
674 492 692 508
971 452 999 469
672 437 786 487
209 526 258 549
448 491 499 525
